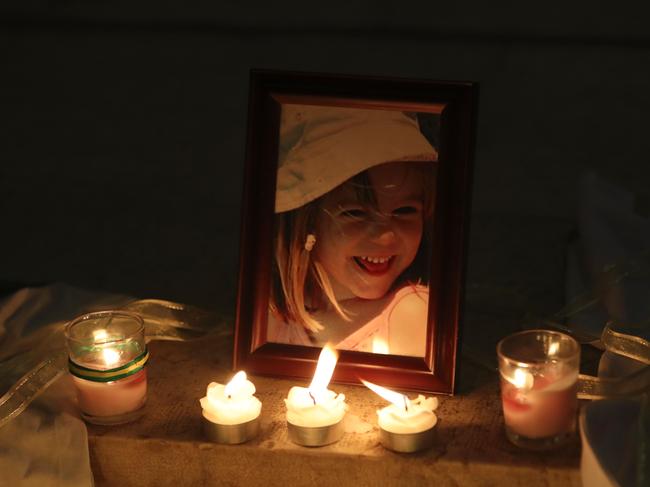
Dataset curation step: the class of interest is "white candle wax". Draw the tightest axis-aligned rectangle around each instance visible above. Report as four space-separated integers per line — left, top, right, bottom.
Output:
285 386 346 427
200 372 262 425
377 394 438 434
73 368 147 417
362 380 439 434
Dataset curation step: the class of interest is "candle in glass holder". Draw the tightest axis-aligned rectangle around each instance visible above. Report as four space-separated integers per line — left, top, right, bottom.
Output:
362 380 438 453
66 311 148 425
285 344 347 446
497 329 580 450
200 371 262 444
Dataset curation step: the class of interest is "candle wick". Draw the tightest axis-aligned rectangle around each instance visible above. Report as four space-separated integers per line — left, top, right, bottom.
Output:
403 396 409 412
308 391 317 405
227 394 231 400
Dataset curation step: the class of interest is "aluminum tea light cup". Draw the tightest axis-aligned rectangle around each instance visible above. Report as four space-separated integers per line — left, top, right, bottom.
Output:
286 419 345 447
202 416 261 445
379 424 437 453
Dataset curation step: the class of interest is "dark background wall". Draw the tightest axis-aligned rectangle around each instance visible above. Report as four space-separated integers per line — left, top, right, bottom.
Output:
2 2 650 315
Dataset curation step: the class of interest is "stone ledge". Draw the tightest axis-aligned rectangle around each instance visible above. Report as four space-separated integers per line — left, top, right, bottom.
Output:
87 335 581 486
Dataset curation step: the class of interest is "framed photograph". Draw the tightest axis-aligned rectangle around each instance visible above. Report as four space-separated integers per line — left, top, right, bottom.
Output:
233 70 477 394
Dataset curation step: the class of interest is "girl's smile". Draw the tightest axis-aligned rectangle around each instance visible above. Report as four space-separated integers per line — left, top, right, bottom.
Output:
314 161 427 301
353 255 395 275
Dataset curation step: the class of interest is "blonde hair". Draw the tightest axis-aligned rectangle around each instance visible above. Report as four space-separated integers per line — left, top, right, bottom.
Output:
270 200 347 333
270 163 436 333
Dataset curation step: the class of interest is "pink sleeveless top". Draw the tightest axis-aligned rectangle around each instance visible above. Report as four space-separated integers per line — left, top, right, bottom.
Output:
334 284 428 353
266 284 429 354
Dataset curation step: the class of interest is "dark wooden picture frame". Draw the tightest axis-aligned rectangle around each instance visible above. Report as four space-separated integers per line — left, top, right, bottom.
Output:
233 70 477 394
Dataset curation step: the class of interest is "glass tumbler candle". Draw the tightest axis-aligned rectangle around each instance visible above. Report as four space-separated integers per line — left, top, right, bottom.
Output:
65 310 148 425
497 329 580 450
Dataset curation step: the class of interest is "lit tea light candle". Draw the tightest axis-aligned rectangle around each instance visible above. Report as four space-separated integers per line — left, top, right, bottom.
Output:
66 311 148 426
200 371 262 444
362 380 438 453
497 330 580 449
285 344 347 446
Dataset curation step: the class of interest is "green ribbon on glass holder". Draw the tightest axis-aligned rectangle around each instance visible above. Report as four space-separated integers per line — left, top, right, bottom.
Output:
68 349 149 383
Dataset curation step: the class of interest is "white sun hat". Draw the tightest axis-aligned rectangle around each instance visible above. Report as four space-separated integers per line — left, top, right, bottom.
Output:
275 104 438 213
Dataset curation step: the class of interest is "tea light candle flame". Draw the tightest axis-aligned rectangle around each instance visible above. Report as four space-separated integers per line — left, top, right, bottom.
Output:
361 379 412 411
224 370 248 399
285 344 347 427
308 344 338 402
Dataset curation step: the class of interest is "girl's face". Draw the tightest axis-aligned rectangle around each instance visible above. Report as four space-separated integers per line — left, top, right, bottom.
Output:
314 161 427 300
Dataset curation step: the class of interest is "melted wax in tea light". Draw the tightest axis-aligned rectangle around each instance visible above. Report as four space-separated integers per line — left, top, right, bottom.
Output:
285 345 347 447
200 371 262 444
362 380 439 453
66 311 148 426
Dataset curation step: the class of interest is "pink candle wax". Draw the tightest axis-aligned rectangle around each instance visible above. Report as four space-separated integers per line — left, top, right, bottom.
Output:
500 372 577 439
66 310 148 424
72 368 147 417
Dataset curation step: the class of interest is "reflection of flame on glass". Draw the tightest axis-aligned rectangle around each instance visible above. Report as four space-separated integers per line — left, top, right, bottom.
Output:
93 329 109 342
372 336 390 354
548 341 559 356
308 344 338 400
361 379 411 411
511 368 534 390
93 329 120 367
225 371 248 398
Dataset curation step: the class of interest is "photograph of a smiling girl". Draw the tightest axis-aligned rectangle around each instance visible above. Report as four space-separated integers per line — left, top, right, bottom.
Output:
268 104 439 357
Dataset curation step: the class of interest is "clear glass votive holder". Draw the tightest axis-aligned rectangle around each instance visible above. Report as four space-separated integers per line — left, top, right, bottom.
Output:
497 329 580 450
65 310 148 425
